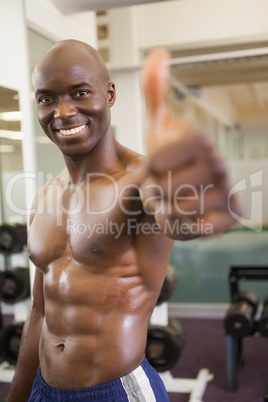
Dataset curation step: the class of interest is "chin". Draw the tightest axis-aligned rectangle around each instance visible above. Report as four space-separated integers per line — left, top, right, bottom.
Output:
61 144 94 159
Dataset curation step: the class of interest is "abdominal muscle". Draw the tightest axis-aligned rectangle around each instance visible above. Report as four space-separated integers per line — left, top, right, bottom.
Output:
38 264 153 389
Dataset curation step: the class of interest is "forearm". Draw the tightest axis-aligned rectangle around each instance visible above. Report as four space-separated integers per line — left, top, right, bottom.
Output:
141 185 202 241
154 211 197 241
7 304 43 402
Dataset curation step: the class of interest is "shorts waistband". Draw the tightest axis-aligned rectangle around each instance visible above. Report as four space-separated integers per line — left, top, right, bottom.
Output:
35 358 153 401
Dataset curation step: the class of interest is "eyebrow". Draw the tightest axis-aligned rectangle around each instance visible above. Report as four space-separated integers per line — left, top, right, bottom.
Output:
68 82 93 90
35 82 93 97
35 89 50 97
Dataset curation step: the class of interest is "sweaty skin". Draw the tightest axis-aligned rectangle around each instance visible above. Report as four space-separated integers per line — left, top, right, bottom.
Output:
27 152 173 389
7 40 238 401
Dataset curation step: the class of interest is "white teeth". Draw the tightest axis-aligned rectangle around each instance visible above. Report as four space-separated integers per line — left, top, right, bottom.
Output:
59 124 86 136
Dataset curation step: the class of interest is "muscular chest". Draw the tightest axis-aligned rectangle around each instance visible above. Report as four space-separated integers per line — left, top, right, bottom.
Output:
27 177 142 270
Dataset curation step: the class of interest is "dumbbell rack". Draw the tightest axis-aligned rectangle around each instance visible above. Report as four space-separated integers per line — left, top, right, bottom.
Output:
151 303 213 402
0 242 30 384
225 266 268 392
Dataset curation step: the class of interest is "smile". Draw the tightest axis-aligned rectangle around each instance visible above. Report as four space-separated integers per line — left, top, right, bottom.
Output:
58 124 87 136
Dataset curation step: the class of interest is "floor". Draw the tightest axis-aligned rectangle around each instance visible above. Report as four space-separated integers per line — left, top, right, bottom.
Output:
168 318 268 402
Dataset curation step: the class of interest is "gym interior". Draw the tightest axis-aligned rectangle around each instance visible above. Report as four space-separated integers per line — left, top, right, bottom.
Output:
0 0 268 401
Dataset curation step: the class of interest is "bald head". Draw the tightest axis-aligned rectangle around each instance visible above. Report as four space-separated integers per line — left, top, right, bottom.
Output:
32 39 116 158
32 39 110 88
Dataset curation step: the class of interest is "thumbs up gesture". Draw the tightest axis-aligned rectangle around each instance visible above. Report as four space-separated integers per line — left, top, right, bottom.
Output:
141 48 240 239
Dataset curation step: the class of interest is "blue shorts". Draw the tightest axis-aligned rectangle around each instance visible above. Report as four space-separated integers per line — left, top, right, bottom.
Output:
28 358 169 401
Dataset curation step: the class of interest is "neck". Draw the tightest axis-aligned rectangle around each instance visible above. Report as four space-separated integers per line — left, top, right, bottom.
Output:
63 130 120 186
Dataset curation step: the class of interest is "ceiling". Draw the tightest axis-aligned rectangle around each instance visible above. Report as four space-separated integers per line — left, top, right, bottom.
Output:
171 54 268 87
167 42 268 129
52 0 173 14
51 0 268 131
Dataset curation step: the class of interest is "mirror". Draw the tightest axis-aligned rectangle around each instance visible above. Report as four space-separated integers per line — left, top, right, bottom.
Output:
0 86 29 295
0 86 25 224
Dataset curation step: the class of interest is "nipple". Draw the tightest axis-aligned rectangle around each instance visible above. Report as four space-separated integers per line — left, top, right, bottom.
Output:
90 244 103 256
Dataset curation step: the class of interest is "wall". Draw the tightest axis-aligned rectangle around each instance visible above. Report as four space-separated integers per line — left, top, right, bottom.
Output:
169 231 268 304
108 7 144 153
137 0 268 50
0 0 36 221
0 0 29 91
201 87 237 125
110 71 144 153
243 131 268 159
170 158 268 304
25 0 97 44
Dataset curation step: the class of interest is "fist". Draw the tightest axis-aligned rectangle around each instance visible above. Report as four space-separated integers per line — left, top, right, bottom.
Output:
141 48 240 238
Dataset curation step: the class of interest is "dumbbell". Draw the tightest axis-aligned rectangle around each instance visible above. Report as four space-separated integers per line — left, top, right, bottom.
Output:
263 384 268 402
259 295 268 337
0 267 30 304
157 264 178 305
224 291 258 337
0 223 27 254
0 322 24 365
145 318 185 372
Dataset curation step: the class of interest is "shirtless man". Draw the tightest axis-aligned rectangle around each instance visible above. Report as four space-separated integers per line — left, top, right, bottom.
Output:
7 40 238 401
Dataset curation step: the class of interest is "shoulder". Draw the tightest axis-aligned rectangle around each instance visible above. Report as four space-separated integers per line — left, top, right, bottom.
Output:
29 168 68 225
116 143 148 185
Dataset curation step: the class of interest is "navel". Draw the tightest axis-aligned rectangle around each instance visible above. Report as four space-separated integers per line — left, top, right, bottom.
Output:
56 342 65 352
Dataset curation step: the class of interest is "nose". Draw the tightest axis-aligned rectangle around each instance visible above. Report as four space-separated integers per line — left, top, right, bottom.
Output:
54 100 77 119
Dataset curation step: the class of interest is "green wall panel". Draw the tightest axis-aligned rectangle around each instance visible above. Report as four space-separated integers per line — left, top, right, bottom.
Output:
169 232 268 303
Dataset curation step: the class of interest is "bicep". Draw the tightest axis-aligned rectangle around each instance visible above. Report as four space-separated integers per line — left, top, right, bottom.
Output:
139 176 161 216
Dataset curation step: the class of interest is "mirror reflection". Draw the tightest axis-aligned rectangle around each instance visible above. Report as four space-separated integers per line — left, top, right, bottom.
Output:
0 86 24 223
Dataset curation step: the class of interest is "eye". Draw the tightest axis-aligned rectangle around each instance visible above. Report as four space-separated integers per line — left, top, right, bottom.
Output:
39 96 53 104
74 90 89 98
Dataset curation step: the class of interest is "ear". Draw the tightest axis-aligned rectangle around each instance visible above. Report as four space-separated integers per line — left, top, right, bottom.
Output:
107 82 116 107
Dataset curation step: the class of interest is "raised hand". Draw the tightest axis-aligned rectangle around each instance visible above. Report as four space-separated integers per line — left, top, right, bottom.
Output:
141 48 240 239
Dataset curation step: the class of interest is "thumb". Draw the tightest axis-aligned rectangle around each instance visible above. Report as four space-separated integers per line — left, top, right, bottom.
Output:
142 47 170 117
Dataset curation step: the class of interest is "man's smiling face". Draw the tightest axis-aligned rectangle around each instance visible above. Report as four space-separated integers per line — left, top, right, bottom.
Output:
33 41 115 158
